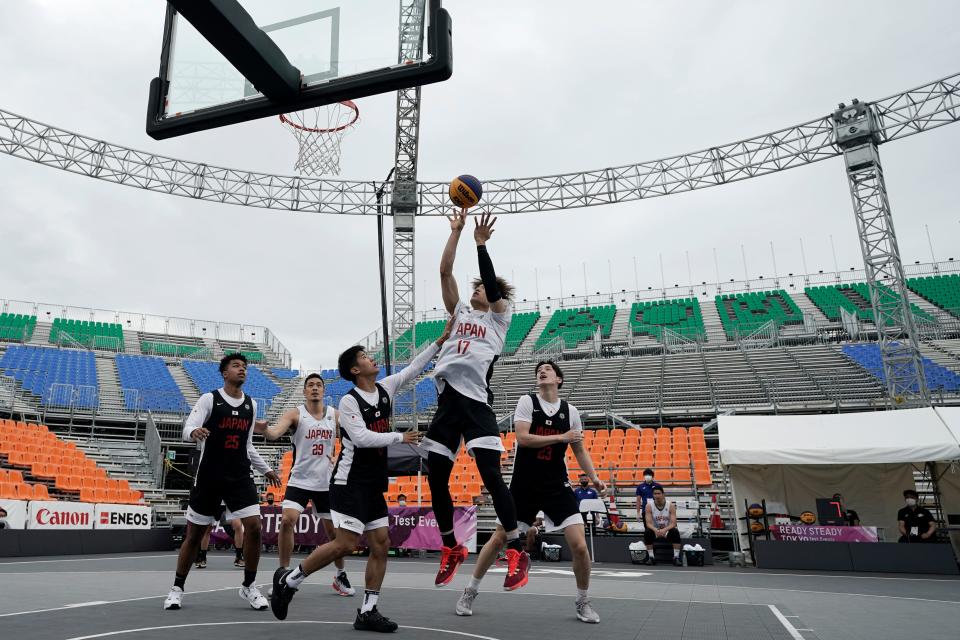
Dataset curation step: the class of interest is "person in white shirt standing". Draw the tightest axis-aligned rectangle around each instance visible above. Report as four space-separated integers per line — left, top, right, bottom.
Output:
455 361 604 623
421 209 528 591
271 318 453 632
255 373 354 597
164 353 280 611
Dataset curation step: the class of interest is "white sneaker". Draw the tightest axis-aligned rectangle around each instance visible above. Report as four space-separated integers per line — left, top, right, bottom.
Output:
239 584 268 610
576 599 600 623
163 587 183 610
332 572 356 596
456 588 478 616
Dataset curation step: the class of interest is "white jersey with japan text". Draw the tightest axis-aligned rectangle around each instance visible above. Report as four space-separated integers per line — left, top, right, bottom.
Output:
433 300 512 404
287 404 337 492
648 500 672 530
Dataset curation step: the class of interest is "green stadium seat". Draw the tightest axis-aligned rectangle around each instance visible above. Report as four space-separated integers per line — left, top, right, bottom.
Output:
629 298 705 342
804 283 933 324
907 274 960 318
0 313 37 342
48 318 124 351
535 305 615 350
715 289 802 338
502 311 539 355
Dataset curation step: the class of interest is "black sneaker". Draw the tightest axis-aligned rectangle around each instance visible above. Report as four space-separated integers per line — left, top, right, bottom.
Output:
353 606 399 633
270 567 297 620
673 556 683 567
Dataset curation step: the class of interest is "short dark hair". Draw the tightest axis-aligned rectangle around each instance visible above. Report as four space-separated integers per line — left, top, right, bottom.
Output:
398 493 407 501
471 276 515 301
643 468 654 477
304 373 324 387
903 489 919 499
535 360 564 388
266 492 274 498
219 352 247 373
652 486 665 495
578 473 588 479
338 346 365 383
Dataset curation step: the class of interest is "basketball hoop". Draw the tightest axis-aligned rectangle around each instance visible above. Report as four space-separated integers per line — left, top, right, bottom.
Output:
279 100 360 176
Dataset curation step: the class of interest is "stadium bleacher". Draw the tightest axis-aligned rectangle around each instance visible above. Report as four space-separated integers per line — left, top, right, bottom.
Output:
908 274 960 317
49 318 124 350
716 289 802 337
536 305 615 350
805 283 933 324
0 345 98 408
502 311 540 354
271 368 300 380
115 354 188 413
630 298 705 341
181 359 281 417
0 313 36 342
0 420 142 504
842 343 960 392
140 341 207 358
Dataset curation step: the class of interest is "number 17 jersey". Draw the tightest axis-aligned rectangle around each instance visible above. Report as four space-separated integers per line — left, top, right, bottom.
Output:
433 300 512 404
287 404 336 492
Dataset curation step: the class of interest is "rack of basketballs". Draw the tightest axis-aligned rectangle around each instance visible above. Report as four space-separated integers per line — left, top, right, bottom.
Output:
741 499 771 566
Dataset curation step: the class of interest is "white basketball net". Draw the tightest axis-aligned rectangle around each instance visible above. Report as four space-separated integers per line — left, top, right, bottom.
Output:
279 101 359 176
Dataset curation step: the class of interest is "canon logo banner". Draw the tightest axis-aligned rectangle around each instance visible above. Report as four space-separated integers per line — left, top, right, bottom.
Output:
37 508 90 526
27 501 94 530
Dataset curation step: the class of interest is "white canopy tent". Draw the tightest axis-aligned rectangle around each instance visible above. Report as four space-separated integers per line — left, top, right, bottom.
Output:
718 408 960 545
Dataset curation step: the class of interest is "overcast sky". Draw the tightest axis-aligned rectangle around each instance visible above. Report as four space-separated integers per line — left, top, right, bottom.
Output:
1 1 958 371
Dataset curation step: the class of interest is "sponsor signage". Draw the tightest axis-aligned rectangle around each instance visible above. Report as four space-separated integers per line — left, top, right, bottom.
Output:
94 503 152 530
768 524 879 543
28 500 94 530
0 499 28 530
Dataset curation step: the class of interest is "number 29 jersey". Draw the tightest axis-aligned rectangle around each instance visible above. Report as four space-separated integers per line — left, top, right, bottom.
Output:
287 404 337 492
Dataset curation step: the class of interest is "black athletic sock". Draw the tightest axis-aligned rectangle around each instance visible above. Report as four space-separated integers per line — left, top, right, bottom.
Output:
506 537 524 552
474 448 518 531
426 452 456 532
441 531 458 548
174 573 187 590
234 545 243 560
243 569 256 587
198 549 207 561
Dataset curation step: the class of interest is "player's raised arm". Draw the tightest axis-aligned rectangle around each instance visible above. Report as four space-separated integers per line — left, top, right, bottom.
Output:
254 407 299 441
440 209 467 314
473 211 508 314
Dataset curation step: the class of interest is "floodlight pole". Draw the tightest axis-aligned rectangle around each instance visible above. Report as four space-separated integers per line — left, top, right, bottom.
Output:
391 0 428 430
833 101 929 408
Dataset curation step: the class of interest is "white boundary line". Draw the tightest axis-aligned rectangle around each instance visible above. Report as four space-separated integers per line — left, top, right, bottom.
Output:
0 554 177 566
768 605 806 640
64 621 503 640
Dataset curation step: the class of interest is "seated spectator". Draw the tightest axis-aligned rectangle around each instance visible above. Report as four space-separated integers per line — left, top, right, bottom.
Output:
397 493 408 508
0 506 8 530
833 492 859 526
263 492 275 507
898 490 937 543
574 474 599 503
635 469 663 527
643 486 682 566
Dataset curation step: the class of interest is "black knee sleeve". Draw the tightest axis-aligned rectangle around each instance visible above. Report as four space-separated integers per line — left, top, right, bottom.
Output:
427 452 455 531
473 448 517 533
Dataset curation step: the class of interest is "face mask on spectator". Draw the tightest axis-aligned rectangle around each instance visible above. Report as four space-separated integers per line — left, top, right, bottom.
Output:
580 480 589 487
905 498 917 507
644 475 653 483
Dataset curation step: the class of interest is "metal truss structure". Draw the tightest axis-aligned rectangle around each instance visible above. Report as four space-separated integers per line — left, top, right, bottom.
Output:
390 0 427 429
0 64 957 405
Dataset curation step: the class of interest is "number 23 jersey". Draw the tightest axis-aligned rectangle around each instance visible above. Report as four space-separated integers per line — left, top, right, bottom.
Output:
287 404 337 492
512 393 583 490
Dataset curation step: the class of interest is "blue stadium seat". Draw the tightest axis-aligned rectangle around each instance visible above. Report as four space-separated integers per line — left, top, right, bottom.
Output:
116 354 188 413
271 368 300 380
841 343 960 393
182 360 281 418
0 345 99 408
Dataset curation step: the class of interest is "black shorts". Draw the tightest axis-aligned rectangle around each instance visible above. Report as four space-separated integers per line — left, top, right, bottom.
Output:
187 476 259 526
282 485 331 518
423 385 502 461
329 483 389 534
509 481 581 532
644 527 682 545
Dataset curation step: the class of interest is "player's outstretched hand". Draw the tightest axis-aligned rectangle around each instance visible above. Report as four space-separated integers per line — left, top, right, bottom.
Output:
473 210 497 245
448 208 467 233
560 430 583 444
190 427 210 442
402 430 424 444
436 313 456 346
265 470 281 486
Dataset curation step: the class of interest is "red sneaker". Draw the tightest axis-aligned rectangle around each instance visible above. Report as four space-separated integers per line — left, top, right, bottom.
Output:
435 544 468 587
503 548 530 591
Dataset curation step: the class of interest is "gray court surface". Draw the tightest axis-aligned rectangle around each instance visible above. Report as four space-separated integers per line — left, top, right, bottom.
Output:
2 552 959 640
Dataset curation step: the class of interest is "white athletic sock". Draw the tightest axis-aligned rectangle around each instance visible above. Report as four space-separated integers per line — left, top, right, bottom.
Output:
337 567 346 577
286 565 308 588
361 589 379 613
467 576 482 591
673 549 681 558
576 588 589 602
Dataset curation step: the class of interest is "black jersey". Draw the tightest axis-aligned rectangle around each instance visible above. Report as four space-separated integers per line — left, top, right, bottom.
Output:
332 383 392 491
196 389 254 483
512 394 572 490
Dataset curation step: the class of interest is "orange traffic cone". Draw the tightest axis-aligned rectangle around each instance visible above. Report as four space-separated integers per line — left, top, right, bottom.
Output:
710 494 724 530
